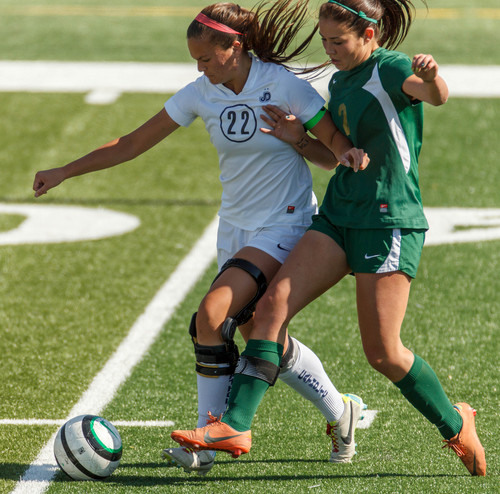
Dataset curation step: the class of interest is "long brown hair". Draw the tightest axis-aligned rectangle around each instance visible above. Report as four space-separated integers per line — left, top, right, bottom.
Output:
319 0 424 49
187 1 317 69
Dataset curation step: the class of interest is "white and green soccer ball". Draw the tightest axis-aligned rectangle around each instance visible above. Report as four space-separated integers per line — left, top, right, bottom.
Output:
54 415 122 481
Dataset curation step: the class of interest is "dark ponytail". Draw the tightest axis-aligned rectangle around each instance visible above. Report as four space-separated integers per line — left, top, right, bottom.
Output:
188 1 317 69
319 0 424 49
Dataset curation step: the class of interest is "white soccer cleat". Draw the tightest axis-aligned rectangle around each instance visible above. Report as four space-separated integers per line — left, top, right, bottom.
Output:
326 393 366 463
162 447 215 476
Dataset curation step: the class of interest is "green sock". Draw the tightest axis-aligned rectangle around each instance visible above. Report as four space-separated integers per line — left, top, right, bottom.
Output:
222 339 283 432
394 354 462 439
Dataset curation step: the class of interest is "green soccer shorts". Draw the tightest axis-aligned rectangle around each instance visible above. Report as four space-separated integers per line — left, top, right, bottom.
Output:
309 214 426 278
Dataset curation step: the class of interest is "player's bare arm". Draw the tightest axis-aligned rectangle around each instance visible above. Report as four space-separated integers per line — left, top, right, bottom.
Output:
260 104 369 171
309 111 369 172
403 54 449 106
260 105 337 170
33 108 179 197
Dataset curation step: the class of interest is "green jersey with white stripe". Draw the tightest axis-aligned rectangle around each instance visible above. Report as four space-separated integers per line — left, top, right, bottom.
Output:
321 48 428 229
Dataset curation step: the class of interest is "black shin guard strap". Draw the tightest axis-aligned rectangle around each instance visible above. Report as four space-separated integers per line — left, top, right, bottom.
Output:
235 355 280 386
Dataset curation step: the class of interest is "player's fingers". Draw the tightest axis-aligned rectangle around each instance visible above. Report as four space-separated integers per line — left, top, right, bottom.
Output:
412 54 430 71
34 185 48 197
412 54 425 69
262 105 281 121
340 156 351 169
260 114 276 127
360 153 370 170
264 104 286 117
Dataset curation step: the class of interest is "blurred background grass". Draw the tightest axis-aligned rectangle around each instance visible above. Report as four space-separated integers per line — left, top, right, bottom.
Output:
0 1 498 64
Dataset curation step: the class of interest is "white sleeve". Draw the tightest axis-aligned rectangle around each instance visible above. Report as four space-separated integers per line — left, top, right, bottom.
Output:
164 80 200 127
281 71 325 123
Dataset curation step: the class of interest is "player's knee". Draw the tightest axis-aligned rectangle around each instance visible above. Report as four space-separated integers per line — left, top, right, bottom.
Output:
196 296 226 337
364 346 405 377
254 289 289 329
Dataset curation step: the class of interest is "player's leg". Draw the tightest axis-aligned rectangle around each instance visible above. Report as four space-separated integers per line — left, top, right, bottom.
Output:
276 333 366 462
194 246 281 418
354 239 485 475
165 245 281 471
236 307 358 462
171 230 353 456
231 223 364 461
224 230 351 429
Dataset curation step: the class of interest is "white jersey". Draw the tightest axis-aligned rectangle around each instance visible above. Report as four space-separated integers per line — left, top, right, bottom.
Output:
164 54 324 231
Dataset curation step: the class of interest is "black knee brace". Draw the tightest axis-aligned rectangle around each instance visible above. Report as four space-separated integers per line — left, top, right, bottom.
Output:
189 312 239 377
214 258 268 343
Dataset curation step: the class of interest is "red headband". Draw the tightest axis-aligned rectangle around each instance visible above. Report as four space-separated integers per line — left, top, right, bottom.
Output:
195 13 243 36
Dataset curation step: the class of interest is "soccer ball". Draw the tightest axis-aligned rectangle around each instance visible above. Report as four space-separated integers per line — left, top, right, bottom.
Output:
53 414 122 481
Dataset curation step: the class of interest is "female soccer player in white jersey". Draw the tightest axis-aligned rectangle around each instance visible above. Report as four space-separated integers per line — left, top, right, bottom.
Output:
33 1 369 475
171 0 486 477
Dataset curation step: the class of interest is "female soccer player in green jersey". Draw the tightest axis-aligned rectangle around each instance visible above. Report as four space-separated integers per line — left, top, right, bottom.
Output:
172 0 486 477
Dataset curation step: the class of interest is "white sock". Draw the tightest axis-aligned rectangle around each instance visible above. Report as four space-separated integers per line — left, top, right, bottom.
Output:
196 372 232 427
279 336 345 422
195 371 232 460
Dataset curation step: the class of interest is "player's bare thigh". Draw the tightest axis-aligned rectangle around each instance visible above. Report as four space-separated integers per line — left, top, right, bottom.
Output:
252 230 351 344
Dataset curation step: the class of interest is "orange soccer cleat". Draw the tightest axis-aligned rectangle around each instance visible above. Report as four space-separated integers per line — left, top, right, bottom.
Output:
442 402 486 476
171 413 251 459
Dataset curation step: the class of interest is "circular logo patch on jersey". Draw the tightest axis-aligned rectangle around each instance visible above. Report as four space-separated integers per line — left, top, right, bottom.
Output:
220 104 257 143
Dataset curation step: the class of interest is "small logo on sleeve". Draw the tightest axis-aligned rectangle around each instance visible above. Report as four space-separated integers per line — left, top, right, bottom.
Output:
286 206 295 214
380 204 388 213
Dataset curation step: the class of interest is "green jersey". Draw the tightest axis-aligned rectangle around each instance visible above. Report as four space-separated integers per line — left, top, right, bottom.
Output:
321 48 428 230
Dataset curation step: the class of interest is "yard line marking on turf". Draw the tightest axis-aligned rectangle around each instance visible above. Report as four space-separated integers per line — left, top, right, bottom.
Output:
1 61 498 102
0 203 140 245
0 412 378 428
0 419 174 427
10 216 218 494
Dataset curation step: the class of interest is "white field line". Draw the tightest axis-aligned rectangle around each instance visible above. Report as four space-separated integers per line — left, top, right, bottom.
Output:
10 215 218 494
0 412 378 428
0 419 174 427
0 61 498 103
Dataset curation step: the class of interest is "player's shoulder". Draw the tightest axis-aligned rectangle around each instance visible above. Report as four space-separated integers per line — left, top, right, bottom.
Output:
251 54 301 83
375 48 412 72
373 48 414 88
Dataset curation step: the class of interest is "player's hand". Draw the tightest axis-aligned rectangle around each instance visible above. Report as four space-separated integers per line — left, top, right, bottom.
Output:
412 54 439 82
340 148 370 173
33 167 66 197
259 104 304 145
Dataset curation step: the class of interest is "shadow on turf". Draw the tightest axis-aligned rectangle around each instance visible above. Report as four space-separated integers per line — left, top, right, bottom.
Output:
97 461 466 486
0 462 467 486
